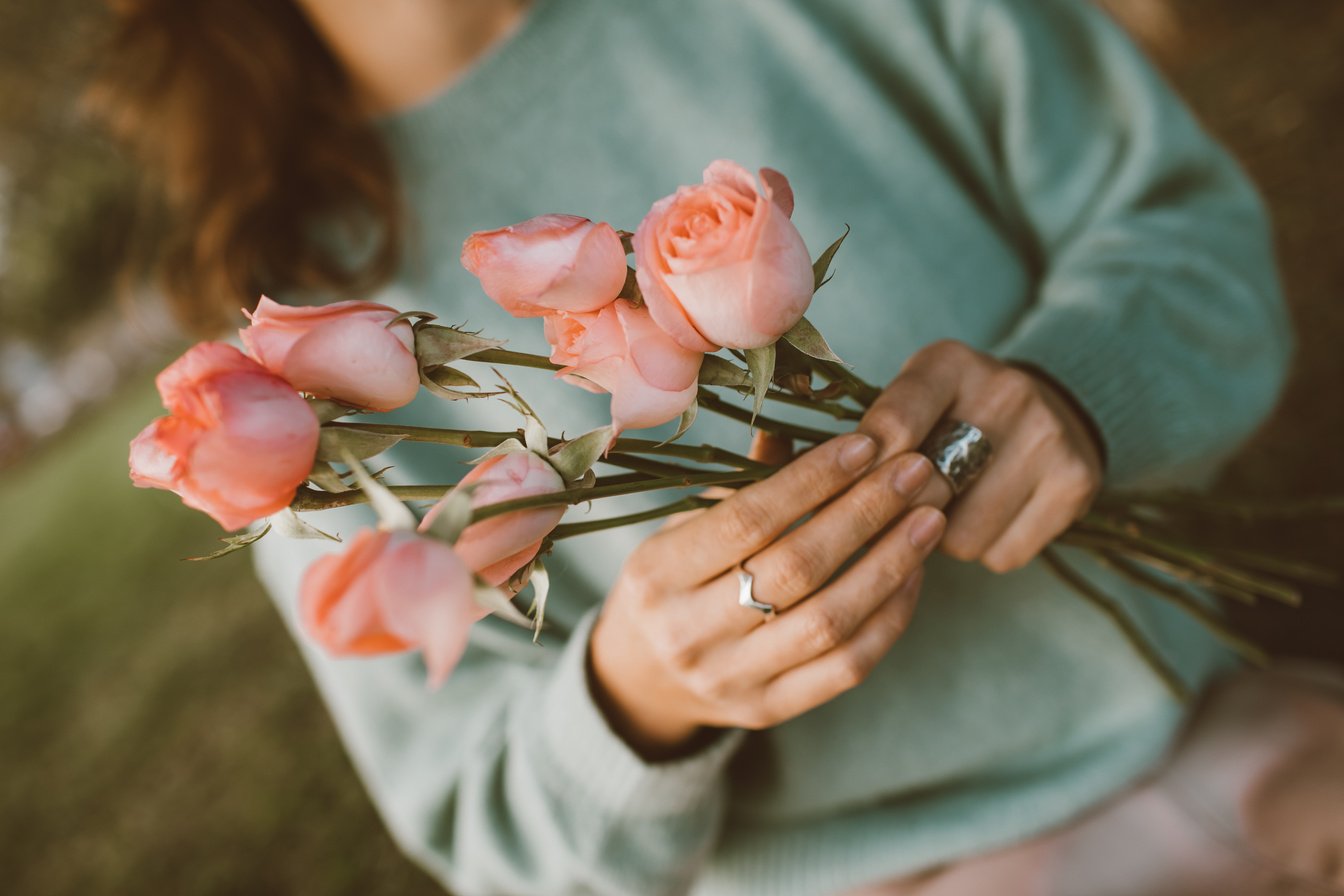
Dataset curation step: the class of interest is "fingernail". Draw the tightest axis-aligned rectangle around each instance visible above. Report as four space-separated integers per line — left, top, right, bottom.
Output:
838 434 877 472
892 455 932 497
908 507 946 551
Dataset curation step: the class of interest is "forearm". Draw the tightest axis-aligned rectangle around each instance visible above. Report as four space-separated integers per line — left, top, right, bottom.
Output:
252 517 739 896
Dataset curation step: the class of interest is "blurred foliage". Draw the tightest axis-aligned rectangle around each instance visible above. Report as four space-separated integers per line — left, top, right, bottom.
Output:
0 0 140 348
0 380 442 895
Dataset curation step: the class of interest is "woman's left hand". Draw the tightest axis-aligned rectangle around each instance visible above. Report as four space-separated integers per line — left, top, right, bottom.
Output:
856 339 1106 573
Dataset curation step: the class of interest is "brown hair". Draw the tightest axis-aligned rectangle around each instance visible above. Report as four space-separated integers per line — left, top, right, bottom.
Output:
88 0 402 334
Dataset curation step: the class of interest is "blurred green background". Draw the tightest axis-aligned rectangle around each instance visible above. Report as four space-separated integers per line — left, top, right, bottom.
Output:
1 1 1340 894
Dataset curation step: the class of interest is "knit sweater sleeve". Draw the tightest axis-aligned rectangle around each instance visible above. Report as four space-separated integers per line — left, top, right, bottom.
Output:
953 0 1293 485
250 506 743 896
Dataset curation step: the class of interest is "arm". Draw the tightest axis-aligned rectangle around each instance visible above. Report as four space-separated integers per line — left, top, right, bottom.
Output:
964 0 1292 486
852 0 1292 574
252 510 742 896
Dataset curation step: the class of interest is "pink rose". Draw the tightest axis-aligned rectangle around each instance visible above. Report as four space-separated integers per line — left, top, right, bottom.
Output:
129 342 319 530
239 295 420 412
544 300 701 436
634 160 814 351
421 450 567 587
462 214 628 317
299 529 486 687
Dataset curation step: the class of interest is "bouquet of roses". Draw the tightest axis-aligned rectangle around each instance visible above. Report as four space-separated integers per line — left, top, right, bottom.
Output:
130 160 1337 697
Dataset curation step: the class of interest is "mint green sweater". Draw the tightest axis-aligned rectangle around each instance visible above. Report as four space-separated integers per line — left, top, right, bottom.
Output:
252 0 1291 893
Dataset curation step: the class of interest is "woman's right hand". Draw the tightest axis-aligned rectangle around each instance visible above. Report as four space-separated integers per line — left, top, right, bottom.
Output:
589 432 949 759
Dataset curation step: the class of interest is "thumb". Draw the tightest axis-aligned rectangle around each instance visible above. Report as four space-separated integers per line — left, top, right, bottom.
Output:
750 431 795 466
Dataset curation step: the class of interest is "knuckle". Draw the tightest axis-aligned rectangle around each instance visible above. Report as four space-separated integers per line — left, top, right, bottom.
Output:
721 495 771 547
851 480 898 531
939 527 983 563
831 651 872 691
736 702 776 732
1058 457 1101 500
652 626 700 673
918 338 971 366
800 606 847 653
684 667 729 703
982 546 1028 574
772 544 825 596
988 367 1036 411
863 406 916 450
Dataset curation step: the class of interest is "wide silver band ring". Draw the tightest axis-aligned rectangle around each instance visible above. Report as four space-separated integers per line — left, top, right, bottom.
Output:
919 420 992 496
737 566 776 619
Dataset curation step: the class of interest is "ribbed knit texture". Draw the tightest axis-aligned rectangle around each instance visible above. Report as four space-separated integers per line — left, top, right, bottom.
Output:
251 0 1291 892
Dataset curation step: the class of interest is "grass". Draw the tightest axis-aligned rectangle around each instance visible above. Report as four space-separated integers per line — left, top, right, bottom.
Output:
0 380 444 895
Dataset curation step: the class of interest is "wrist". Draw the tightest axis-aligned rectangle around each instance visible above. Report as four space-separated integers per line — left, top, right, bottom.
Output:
587 611 705 761
1009 360 1108 473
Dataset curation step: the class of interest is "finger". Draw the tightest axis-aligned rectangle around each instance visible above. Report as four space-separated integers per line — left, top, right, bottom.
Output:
858 342 970 459
980 468 1097 573
642 432 878 586
716 453 934 629
937 425 1039 563
758 566 927 724
732 505 944 673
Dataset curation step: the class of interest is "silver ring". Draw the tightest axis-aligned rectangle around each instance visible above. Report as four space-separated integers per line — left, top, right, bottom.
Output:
919 420 992 496
737 566 776 619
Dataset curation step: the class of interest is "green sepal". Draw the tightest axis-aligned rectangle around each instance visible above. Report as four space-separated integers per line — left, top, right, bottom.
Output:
420 488 473 544
697 354 752 389
744 344 777 425
185 523 271 561
524 416 549 455
385 310 436 329
341 451 417 531
466 438 527 466
812 224 851 292
306 398 359 424
414 323 507 368
270 508 341 542
473 583 532 628
547 426 614 482
657 401 697 446
306 460 350 493
316 427 405 463
782 316 845 364
526 560 550 644
419 365 502 401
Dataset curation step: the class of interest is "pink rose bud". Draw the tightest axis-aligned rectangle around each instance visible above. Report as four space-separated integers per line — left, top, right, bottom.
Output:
421 450 568 587
239 296 420 412
129 342 319 530
461 214 628 317
544 299 701 436
299 529 486 687
635 160 814 351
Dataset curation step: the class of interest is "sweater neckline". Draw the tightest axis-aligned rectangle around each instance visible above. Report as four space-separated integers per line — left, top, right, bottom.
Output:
375 0 595 147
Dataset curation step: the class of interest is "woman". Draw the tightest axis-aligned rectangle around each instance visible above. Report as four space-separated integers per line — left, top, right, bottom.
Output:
95 0 1344 893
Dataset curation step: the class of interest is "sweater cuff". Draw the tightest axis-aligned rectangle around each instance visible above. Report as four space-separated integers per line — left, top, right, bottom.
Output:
992 296 1182 485
527 607 745 818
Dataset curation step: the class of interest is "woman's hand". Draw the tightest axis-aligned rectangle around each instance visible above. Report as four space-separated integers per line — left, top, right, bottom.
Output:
589 434 947 759
858 340 1105 574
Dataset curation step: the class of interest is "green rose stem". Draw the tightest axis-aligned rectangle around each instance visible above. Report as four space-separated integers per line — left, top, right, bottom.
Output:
1093 550 1270 667
325 422 768 472
694 390 836 443
549 495 718 540
1070 516 1303 606
289 468 765 514
813 358 882 406
463 347 863 425
1040 548 1191 702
